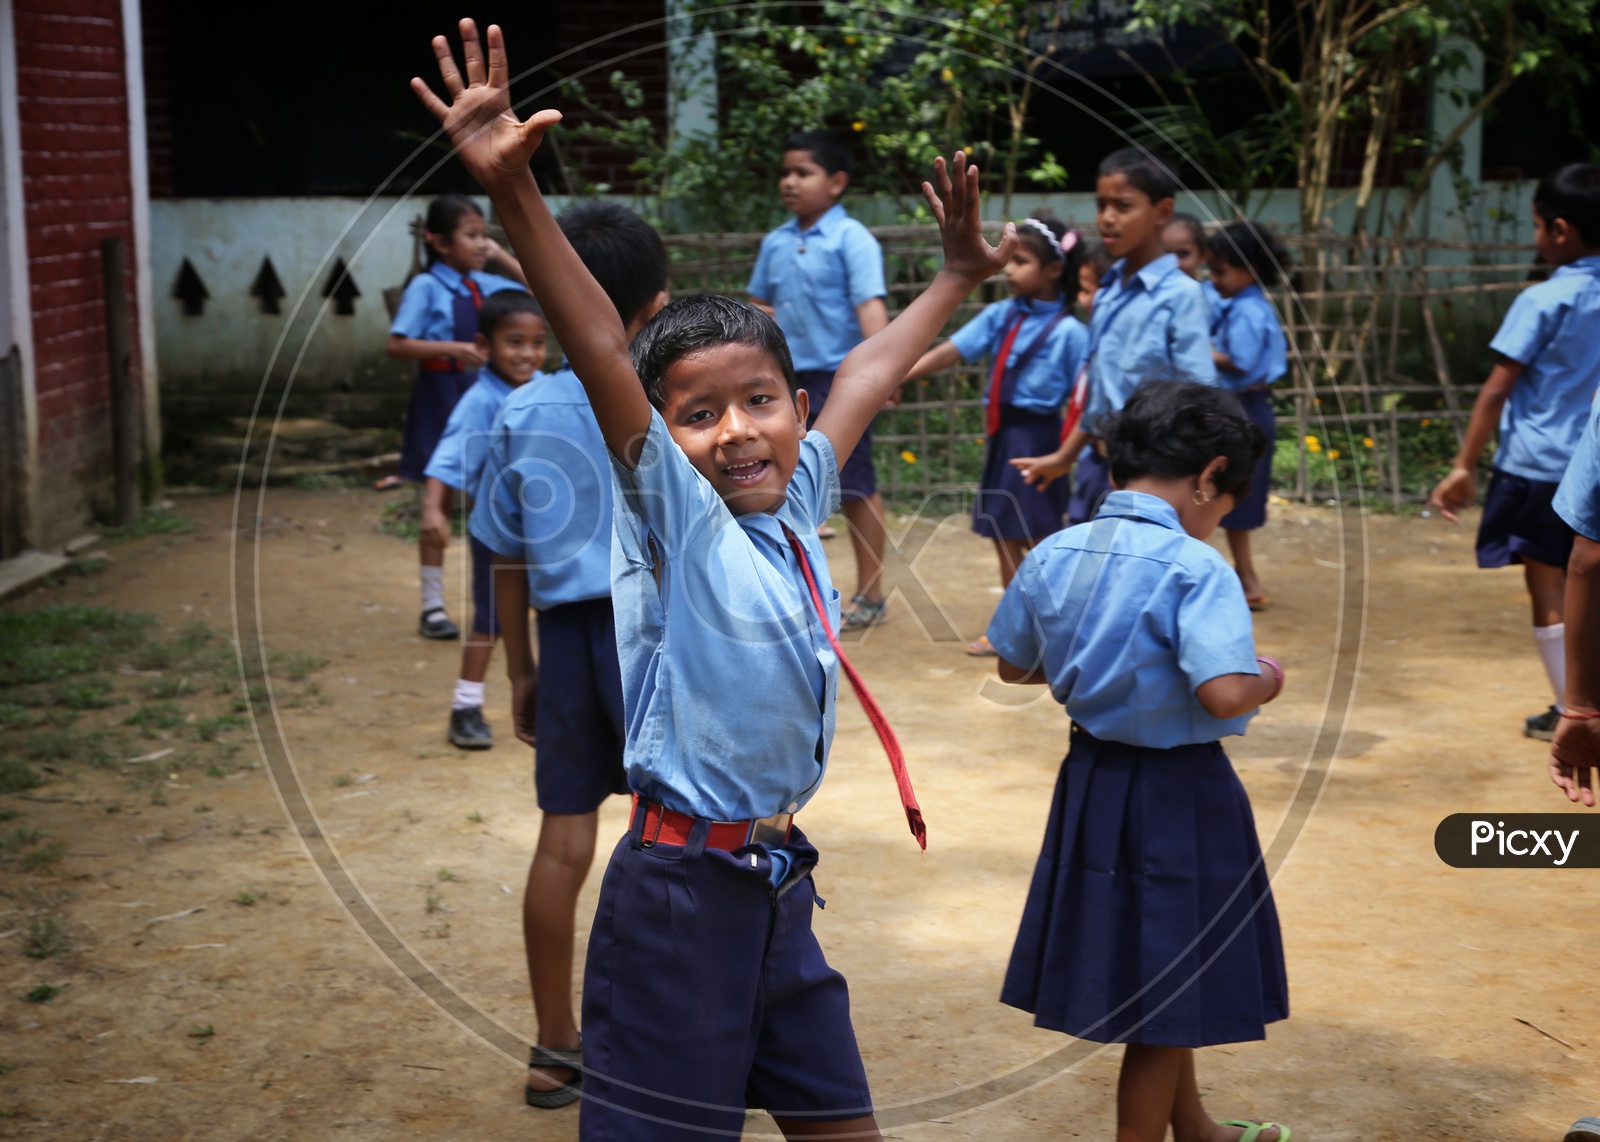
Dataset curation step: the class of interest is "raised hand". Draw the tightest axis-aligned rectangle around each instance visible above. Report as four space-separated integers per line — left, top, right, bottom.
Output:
921 151 1017 285
410 20 560 190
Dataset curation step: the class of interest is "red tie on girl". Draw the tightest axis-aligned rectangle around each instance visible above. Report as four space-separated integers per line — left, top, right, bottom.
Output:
986 312 1028 437
464 278 483 308
782 523 926 850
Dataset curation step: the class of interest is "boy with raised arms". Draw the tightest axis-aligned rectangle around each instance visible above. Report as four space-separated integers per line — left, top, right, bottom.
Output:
412 20 1014 1140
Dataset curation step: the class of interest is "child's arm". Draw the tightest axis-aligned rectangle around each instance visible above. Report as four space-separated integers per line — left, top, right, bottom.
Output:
1551 534 1600 805
813 153 1015 460
996 655 1047 685
856 297 888 338
412 21 652 464
904 340 962 383
1195 669 1280 719
1429 358 1522 522
420 477 453 549
387 334 486 368
492 555 538 747
1011 424 1088 491
483 236 529 286
1213 349 1238 373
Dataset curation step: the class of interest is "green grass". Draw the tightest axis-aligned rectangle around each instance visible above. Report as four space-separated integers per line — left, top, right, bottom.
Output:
0 758 43 794
269 649 327 682
25 985 59 1003
23 916 66 959
0 606 157 687
98 507 193 542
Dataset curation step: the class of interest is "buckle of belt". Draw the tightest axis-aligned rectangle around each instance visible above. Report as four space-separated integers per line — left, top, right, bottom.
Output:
632 796 793 851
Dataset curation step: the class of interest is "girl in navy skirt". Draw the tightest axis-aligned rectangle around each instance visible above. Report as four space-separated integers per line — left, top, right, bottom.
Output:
387 194 528 638
1207 221 1290 610
988 380 1291 1142
905 214 1089 655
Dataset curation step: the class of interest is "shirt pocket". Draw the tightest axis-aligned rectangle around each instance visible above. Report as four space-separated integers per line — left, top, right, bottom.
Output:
798 246 848 305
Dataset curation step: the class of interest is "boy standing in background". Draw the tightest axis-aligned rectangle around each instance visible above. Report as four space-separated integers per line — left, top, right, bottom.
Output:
748 131 892 630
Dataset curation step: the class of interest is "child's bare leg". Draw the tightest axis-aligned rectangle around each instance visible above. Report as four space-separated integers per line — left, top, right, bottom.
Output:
995 537 1029 589
1227 529 1265 601
1525 556 1566 626
771 1114 882 1140
421 485 451 568
523 809 599 1090
459 635 494 684
1116 1043 1184 1142
1167 1049 1282 1142
842 495 887 603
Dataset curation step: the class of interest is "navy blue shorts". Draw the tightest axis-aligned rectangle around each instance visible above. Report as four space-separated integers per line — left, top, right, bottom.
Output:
467 534 501 637
535 598 629 815
1475 469 1576 570
1219 388 1274 532
796 369 877 500
580 820 873 1140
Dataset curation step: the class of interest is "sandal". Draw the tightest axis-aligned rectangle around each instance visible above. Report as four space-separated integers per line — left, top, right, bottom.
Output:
525 1043 582 1110
372 475 405 492
964 635 998 657
840 595 887 631
817 524 838 539
1220 1121 1290 1142
1246 595 1271 612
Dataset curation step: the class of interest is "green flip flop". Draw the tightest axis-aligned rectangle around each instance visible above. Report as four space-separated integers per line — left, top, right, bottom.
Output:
1220 1121 1290 1142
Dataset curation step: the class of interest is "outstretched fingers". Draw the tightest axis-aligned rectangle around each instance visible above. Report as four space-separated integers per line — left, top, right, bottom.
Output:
431 34 464 95
458 18 487 86
410 75 450 123
485 22 509 89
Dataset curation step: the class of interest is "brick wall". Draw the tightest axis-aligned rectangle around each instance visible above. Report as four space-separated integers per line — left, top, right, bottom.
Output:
15 0 140 545
556 0 668 193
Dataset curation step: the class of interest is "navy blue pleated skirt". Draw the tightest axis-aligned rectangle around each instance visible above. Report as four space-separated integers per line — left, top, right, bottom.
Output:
1001 727 1288 1047
398 366 477 483
1219 388 1275 532
973 406 1070 542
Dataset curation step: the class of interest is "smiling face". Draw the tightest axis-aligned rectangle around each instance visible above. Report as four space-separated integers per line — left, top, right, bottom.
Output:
428 209 490 274
780 150 847 228
477 311 548 386
657 341 810 516
1004 244 1063 300
1207 256 1256 299
1096 172 1172 262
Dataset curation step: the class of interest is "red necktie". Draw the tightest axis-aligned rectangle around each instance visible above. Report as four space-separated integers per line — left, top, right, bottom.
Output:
986 312 1027 437
782 523 926 850
464 278 483 308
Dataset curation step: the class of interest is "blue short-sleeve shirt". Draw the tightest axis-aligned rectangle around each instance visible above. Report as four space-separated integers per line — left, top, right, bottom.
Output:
1083 253 1218 432
948 296 1090 414
468 368 614 610
746 204 887 372
389 262 526 342
986 489 1261 747
423 368 515 493
1553 391 1600 543
1201 279 1222 322
1488 256 1600 483
610 411 844 820
1210 284 1288 393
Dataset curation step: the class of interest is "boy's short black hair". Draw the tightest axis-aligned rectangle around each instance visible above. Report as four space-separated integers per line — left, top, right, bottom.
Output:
423 193 485 264
1098 147 1179 205
1207 219 1292 288
631 295 797 410
1533 163 1600 248
477 289 544 337
1103 379 1265 501
1082 240 1115 281
1164 212 1206 249
557 201 669 325
784 130 853 179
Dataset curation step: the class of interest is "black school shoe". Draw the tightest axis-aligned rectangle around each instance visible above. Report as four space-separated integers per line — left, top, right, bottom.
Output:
1525 705 1560 741
449 707 493 750
419 607 459 640
1566 1118 1600 1142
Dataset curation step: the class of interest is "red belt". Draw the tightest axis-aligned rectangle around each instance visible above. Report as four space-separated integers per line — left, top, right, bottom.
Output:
630 794 793 851
419 357 463 373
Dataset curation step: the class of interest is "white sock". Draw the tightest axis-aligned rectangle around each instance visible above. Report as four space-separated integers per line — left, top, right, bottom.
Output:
421 565 445 612
1533 623 1566 709
452 678 485 712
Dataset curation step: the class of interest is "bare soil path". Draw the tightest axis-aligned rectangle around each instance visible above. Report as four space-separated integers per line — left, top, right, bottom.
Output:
0 486 1593 1141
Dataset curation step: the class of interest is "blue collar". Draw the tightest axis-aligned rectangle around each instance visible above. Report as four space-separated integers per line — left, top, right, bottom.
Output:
1095 489 1184 532
1107 252 1181 293
781 202 849 238
1553 255 1600 278
1013 295 1068 316
428 261 471 293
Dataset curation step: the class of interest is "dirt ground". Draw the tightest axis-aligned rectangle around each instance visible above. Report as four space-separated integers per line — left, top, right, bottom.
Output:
1 482 1596 1142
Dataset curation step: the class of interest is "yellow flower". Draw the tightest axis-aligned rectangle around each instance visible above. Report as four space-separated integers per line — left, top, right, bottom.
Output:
851 120 866 133
941 68 954 81
1362 436 1375 448
1314 397 1322 406
844 35 857 44
900 450 917 464
1327 448 1341 460
1421 417 1431 427
962 145 972 155
1304 435 1321 453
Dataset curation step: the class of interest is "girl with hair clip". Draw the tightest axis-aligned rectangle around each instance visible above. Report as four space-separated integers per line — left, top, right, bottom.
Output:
905 214 1089 656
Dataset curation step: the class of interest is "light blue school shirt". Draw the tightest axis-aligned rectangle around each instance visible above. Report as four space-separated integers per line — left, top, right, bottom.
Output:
986 490 1260 748
948 296 1090 414
1553 391 1600 543
1488 255 1600 484
610 409 843 821
423 367 514 493
746 203 886 372
389 262 526 342
1210 284 1288 393
1201 279 1222 321
1082 253 1217 433
468 368 613 610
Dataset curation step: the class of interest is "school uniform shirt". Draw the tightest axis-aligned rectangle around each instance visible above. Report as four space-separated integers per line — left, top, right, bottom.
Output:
986 489 1260 748
1553 391 1600 543
1201 279 1222 321
1489 255 1600 484
948 296 1090 413
1210 284 1288 393
746 203 886 372
423 367 515 493
388 262 526 342
1082 252 1217 432
610 409 843 821
468 368 613 610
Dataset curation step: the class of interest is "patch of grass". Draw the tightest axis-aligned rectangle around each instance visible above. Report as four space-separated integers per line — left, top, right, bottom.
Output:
23 916 67 959
192 714 247 742
24 985 58 1003
124 702 187 733
188 1023 215 1041
234 891 259 906
437 868 456 882
1 828 46 851
0 605 157 686
13 728 110 766
17 841 66 872
142 674 194 699
269 649 327 682
293 472 360 491
466 811 484 824
333 771 354 788
379 496 421 542
127 621 225 674
0 758 43 794
424 891 442 914
205 764 226 778
99 508 193 543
